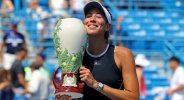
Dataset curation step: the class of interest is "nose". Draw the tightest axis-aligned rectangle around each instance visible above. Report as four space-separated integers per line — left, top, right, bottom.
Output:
90 15 96 22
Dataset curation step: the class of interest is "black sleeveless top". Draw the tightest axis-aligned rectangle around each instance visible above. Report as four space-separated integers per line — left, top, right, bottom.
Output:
82 44 123 100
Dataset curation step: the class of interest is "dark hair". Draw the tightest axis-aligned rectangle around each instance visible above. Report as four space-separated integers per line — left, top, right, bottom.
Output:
104 9 112 42
37 53 46 61
169 56 180 64
15 48 27 53
30 62 41 70
104 31 109 42
12 24 17 28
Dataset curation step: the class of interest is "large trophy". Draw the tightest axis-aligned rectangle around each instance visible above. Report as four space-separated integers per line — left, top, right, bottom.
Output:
52 18 87 98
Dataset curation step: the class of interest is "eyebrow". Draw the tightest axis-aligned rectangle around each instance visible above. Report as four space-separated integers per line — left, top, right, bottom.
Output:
86 12 103 16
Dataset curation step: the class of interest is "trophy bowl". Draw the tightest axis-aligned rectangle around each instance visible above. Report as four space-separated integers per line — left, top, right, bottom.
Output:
52 18 87 98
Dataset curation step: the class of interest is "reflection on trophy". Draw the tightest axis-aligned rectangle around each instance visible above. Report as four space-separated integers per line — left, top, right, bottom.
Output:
52 18 87 98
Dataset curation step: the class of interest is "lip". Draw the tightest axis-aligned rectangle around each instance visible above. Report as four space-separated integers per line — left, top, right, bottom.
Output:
88 24 98 28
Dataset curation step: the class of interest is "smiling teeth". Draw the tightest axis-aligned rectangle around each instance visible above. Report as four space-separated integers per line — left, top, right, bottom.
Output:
89 25 96 28
89 25 97 28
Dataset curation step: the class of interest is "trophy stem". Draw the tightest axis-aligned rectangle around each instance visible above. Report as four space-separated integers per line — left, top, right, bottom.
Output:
52 72 84 99
62 72 77 87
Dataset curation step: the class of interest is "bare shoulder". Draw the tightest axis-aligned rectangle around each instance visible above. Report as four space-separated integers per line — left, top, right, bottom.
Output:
114 46 133 57
114 46 134 70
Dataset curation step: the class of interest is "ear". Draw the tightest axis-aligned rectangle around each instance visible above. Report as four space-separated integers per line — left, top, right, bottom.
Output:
105 24 111 32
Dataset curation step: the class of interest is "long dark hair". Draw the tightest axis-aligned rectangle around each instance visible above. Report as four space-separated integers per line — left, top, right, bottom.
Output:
104 31 109 43
104 9 112 43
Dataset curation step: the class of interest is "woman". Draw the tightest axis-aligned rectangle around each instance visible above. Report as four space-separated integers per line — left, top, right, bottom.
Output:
57 1 139 100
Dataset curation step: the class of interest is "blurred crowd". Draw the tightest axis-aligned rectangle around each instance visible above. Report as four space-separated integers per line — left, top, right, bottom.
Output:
1 0 184 100
0 0 105 99
0 22 51 99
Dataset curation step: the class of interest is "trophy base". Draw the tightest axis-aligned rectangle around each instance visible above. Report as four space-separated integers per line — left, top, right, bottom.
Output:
52 70 85 99
55 92 83 99
54 83 84 99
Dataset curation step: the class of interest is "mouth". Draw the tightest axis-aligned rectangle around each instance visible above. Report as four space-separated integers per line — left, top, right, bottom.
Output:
88 24 98 29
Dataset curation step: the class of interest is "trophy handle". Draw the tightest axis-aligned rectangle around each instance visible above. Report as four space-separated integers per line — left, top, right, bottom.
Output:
52 67 62 89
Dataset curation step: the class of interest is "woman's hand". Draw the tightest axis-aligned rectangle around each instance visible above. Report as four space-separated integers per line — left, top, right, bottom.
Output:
55 95 71 100
79 66 98 88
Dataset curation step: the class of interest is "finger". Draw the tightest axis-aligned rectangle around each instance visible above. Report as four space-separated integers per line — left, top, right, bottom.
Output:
63 96 68 100
55 95 71 100
56 95 66 100
55 95 62 100
80 66 88 71
81 77 87 81
80 68 90 74
63 95 71 100
79 67 85 71
81 66 85 68
79 70 87 74
55 95 62 98
80 73 88 79
81 74 89 81
61 95 69 100
67 96 71 100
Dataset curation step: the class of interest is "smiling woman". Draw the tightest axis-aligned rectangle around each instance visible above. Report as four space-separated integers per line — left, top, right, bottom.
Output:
81 1 139 100
56 1 139 100
84 8 111 38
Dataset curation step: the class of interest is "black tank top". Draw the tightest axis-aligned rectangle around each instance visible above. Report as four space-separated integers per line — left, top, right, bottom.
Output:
82 44 123 100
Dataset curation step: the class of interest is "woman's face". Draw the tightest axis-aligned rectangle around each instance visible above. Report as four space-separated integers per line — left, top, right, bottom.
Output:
84 8 110 37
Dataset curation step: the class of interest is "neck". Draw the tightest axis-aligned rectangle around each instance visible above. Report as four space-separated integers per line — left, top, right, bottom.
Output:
88 36 108 55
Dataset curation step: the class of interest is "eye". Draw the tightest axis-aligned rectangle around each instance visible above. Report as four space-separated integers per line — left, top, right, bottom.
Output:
86 14 92 18
96 14 102 18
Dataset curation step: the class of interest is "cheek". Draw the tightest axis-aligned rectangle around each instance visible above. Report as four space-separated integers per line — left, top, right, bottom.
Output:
98 20 106 28
84 21 88 28
84 19 89 25
98 23 106 31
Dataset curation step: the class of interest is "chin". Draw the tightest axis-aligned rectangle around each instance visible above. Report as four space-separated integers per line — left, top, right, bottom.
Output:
87 31 97 35
87 33 99 37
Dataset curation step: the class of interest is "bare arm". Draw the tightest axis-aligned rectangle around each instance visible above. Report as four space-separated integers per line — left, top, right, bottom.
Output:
48 0 52 9
63 0 68 9
116 16 124 23
172 85 184 93
80 47 139 100
167 68 184 95
23 40 27 51
136 68 143 92
17 74 27 88
116 16 124 30
0 81 10 90
0 41 5 62
99 48 139 100
69 0 74 11
167 85 184 95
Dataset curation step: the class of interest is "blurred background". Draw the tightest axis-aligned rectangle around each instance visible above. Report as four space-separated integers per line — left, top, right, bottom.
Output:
0 0 184 100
